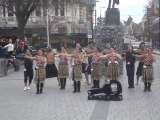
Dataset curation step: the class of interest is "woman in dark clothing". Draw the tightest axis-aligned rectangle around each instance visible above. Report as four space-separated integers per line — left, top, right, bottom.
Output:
23 49 34 91
125 45 137 88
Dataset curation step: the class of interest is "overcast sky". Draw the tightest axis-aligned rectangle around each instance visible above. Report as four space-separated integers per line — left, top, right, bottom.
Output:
95 0 149 23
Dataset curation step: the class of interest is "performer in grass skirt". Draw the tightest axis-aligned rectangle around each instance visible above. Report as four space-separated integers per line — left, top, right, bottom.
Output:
100 47 122 81
85 48 102 88
134 48 155 92
71 49 83 93
84 41 95 85
136 42 147 85
102 43 111 83
45 47 58 78
81 49 88 76
57 47 69 89
34 50 47 94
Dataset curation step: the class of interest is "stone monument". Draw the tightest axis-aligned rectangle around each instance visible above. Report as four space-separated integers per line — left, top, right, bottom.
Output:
95 0 124 74
105 8 120 25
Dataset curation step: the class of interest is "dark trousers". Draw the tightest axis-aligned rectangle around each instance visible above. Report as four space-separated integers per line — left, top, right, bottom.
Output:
144 82 151 90
60 78 66 89
6 51 13 58
92 80 100 88
24 69 33 84
126 63 135 88
128 76 134 88
7 59 16 68
73 81 81 92
36 82 44 94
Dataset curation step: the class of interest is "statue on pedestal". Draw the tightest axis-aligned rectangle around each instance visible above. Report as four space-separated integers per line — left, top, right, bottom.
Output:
108 0 120 8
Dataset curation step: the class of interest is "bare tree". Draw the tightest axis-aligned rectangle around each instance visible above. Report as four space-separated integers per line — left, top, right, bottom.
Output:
0 0 85 41
0 0 40 41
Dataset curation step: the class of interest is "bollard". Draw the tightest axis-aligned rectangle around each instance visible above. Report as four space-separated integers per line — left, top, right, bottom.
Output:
0 58 7 77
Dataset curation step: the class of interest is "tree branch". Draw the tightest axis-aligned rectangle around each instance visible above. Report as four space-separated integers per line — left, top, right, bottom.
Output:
15 0 23 18
22 0 34 18
24 0 39 25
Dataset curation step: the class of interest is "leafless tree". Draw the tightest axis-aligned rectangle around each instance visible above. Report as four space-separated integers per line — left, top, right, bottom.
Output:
0 0 41 41
0 0 85 41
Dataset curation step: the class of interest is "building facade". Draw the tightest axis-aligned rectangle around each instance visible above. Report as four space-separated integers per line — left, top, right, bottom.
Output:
0 0 95 48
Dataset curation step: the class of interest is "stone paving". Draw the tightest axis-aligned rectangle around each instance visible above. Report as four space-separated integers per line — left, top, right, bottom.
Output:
106 55 160 120
0 55 160 120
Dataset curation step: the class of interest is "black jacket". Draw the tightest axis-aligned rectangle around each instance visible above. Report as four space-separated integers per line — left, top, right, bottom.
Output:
24 58 33 69
125 50 137 64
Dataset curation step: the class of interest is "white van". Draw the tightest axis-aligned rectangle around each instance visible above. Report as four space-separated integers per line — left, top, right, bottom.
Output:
131 42 141 51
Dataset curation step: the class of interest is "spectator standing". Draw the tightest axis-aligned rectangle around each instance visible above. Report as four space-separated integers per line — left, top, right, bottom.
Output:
23 50 34 91
3 39 14 58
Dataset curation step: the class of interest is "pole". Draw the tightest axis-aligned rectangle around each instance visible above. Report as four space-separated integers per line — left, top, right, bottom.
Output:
147 7 150 42
95 3 97 26
91 9 94 40
46 9 50 47
100 6 101 25
130 22 133 36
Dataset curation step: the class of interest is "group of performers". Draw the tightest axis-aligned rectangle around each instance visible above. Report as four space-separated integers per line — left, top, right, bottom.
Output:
23 41 156 94
125 42 156 91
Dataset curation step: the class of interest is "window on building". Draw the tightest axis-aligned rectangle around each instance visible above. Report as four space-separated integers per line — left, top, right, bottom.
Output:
42 0 48 16
58 26 66 33
36 6 41 17
79 6 84 23
60 0 65 16
3 5 6 17
8 1 14 16
55 0 59 16
8 9 13 16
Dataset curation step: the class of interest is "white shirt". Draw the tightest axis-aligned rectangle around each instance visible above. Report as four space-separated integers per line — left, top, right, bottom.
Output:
4 43 14 52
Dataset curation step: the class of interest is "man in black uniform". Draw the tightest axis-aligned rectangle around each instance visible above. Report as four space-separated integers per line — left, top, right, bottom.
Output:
125 45 137 88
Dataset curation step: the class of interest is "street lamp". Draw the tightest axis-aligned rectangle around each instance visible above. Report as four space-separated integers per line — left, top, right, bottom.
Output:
46 9 50 47
95 1 99 26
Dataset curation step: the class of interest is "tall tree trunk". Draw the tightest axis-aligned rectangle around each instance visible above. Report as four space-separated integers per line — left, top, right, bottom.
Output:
17 22 25 41
17 15 26 41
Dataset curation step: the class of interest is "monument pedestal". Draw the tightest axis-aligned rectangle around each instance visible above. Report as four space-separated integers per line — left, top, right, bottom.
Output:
95 8 123 74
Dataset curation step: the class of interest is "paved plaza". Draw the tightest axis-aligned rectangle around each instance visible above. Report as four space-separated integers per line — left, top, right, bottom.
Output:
0 55 160 120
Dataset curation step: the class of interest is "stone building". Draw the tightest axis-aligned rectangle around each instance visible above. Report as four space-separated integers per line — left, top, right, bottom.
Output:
0 0 95 48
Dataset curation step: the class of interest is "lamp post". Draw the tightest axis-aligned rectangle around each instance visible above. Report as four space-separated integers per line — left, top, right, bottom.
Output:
95 1 99 26
46 9 50 47
147 7 150 42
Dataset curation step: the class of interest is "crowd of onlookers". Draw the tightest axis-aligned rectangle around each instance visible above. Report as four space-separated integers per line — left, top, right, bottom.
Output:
0 38 29 58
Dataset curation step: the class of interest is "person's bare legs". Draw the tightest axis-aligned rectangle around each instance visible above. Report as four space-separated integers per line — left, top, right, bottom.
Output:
84 72 90 85
136 75 140 85
57 77 60 86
